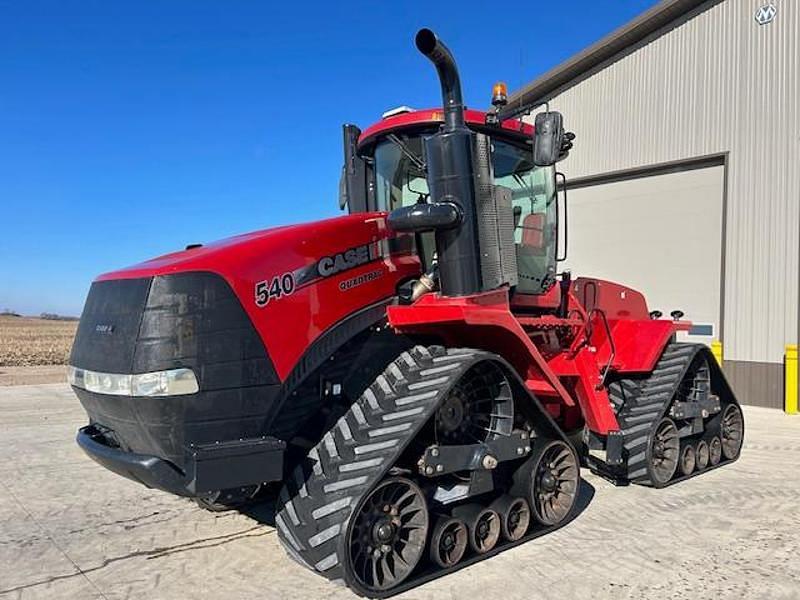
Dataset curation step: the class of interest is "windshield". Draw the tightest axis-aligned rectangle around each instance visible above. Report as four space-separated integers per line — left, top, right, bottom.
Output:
373 133 557 295
374 135 429 210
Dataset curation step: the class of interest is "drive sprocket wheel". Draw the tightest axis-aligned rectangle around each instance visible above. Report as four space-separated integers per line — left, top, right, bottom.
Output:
529 440 579 526
721 404 744 460
347 477 429 593
646 418 680 486
435 361 513 445
677 355 711 404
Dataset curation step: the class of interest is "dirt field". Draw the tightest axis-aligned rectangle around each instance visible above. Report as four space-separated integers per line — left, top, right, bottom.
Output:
1 386 798 600
0 316 77 385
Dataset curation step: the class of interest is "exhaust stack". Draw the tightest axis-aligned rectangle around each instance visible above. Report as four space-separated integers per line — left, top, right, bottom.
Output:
415 28 465 131
415 29 482 296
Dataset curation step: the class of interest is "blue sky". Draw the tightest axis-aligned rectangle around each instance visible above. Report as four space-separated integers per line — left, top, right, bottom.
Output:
0 0 659 316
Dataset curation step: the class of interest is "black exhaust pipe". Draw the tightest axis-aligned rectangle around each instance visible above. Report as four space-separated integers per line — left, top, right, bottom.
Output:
415 28 465 131
415 29 482 296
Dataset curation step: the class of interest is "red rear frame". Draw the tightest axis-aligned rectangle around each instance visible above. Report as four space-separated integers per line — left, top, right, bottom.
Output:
387 280 687 436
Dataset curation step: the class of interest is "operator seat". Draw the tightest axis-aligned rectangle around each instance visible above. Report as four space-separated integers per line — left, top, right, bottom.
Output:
521 213 546 253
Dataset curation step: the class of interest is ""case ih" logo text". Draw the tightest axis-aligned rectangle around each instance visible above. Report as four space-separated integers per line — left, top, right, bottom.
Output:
317 244 380 278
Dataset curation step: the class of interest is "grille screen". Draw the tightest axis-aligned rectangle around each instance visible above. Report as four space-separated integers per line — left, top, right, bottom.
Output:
474 134 518 290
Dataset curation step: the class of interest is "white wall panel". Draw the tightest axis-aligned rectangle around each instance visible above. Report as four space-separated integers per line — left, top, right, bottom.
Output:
530 0 799 363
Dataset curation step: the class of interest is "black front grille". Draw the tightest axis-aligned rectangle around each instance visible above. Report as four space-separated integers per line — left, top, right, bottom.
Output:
70 278 151 373
71 271 282 469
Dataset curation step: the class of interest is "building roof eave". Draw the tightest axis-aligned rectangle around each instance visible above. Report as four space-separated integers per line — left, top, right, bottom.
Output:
500 0 719 119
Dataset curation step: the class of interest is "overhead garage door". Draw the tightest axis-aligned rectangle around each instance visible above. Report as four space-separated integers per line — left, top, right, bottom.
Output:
563 165 725 346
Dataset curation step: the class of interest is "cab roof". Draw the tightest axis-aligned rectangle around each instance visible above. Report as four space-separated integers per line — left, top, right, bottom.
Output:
357 108 533 151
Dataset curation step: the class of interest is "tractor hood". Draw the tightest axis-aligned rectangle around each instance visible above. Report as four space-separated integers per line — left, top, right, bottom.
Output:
74 212 420 382
97 215 360 282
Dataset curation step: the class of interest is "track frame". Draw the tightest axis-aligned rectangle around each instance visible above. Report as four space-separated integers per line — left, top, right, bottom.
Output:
275 345 578 597
603 342 743 487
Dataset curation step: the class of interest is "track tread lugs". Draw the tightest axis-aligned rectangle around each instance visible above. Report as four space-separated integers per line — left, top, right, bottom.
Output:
274 345 477 589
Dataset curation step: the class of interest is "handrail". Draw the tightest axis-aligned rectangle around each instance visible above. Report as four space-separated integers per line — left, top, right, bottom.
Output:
588 308 616 390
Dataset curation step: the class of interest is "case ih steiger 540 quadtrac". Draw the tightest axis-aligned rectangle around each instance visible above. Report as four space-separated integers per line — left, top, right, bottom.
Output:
69 29 744 597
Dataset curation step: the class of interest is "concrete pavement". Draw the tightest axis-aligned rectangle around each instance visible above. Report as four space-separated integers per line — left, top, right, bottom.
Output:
1 384 798 599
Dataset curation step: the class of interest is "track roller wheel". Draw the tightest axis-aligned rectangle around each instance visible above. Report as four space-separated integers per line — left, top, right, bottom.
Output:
708 436 722 466
679 443 696 476
721 404 744 460
490 496 531 542
429 517 468 568
347 477 429 593
455 505 501 555
646 418 680 487
696 440 710 470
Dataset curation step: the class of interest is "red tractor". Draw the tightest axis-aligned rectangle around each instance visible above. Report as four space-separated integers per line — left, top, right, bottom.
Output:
69 29 744 597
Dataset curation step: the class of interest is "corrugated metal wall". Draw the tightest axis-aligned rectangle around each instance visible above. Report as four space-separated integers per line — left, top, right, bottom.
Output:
538 0 799 365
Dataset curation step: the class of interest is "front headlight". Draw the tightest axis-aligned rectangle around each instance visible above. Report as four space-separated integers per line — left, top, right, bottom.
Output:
67 366 199 397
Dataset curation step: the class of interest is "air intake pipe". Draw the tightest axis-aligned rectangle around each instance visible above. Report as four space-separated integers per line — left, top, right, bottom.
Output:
414 28 482 296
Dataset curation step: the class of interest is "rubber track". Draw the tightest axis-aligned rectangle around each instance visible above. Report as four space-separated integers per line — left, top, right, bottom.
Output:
612 342 738 486
274 345 492 594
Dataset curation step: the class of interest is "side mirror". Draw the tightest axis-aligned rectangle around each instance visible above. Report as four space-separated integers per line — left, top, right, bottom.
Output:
533 111 565 167
340 124 369 213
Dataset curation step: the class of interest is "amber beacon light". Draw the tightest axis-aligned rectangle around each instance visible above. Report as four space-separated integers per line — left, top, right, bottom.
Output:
492 81 508 107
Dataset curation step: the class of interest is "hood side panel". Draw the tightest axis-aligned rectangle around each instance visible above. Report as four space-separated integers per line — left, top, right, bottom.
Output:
134 272 278 387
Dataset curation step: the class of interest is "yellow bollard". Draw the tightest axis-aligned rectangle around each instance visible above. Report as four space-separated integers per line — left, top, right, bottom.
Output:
786 344 798 415
710 340 723 366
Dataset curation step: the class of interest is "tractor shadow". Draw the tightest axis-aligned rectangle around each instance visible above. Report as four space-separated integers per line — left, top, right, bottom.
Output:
239 492 278 527
572 478 596 518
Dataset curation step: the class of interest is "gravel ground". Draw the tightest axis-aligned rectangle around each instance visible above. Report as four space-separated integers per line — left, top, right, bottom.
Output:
1 384 798 600
0 366 67 387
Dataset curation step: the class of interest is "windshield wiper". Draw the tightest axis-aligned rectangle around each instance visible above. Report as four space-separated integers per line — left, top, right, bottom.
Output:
387 134 426 173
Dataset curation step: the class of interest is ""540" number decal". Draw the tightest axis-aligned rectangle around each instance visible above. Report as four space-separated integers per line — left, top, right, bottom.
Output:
255 273 295 307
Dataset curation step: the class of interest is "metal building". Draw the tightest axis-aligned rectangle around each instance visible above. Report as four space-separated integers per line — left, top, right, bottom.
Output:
509 0 798 408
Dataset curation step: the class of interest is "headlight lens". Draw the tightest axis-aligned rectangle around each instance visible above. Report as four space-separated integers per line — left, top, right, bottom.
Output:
132 369 199 396
67 366 199 397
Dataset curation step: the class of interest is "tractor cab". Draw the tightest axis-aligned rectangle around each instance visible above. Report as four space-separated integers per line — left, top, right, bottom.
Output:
341 107 564 300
